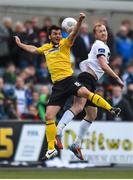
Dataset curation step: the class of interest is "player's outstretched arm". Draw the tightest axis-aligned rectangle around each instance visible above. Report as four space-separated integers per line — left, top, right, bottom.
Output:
15 36 39 54
68 13 85 43
98 55 124 87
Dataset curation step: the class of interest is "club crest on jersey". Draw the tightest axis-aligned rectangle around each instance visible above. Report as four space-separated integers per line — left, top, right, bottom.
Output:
98 48 105 53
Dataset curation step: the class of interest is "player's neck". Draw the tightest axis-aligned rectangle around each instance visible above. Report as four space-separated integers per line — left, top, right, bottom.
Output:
51 41 59 47
96 39 107 44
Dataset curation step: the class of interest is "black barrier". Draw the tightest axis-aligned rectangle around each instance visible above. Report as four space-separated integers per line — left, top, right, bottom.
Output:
0 121 46 162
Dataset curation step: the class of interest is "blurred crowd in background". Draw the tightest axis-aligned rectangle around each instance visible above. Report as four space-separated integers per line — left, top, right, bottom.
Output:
0 16 133 121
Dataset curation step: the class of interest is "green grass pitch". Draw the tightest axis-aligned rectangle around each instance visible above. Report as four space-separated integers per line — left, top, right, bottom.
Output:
0 167 133 179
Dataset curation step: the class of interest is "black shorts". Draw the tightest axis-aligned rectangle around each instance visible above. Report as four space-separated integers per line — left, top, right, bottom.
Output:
47 76 82 107
78 72 97 107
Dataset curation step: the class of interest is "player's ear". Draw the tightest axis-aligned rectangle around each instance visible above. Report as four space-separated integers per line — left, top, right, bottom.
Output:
49 35 51 40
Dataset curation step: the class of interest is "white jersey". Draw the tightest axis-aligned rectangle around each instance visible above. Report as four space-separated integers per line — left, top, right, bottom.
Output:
79 40 110 80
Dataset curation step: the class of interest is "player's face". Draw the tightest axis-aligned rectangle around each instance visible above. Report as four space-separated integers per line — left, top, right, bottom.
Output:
95 25 108 42
50 30 62 45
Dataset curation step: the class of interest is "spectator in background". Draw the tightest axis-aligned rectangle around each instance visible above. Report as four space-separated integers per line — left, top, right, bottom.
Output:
110 55 123 70
23 20 40 66
116 25 133 67
26 65 36 83
122 63 133 90
2 17 13 37
13 21 33 68
28 105 40 120
41 16 52 41
106 84 133 121
13 21 25 66
36 61 50 84
24 20 38 44
21 104 39 121
3 63 16 86
37 31 48 46
0 78 6 119
0 77 18 120
14 77 28 117
31 17 40 35
121 19 133 41
101 56 123 94
98 55 123 86
32 91 39 107
108 56 123 86
15 21 25 34
33 32 49 67
4 88 18 120
37 85 49 121
0 18 10 66
124 83 133 111
103 66 122 92
2 17 14 62
20 65 36 85
72 23 93 68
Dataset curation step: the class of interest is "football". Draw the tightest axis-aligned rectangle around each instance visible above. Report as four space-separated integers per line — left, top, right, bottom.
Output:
61 17 77 33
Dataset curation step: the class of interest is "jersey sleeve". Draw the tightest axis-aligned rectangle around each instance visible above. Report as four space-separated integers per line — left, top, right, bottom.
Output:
61 38 73 47
94 41 106 58
37 44 47 54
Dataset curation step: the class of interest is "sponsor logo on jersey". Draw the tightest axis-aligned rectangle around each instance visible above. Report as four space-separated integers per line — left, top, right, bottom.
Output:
48 47 59 53
98 48 105 53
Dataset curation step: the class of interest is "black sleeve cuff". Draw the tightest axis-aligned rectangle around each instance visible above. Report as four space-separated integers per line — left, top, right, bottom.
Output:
97 54 106 58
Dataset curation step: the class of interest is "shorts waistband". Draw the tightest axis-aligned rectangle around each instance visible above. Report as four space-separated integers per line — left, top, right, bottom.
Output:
54 76 73 84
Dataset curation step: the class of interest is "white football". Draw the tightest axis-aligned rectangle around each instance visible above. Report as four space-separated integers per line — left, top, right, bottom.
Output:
61 17 77 33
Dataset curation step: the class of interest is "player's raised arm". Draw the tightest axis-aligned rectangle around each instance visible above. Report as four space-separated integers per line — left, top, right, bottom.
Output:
98 55 124 87
15 36 39 54
68 13 85 43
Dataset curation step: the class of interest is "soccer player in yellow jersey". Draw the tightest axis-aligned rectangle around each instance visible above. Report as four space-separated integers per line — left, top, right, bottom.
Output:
15 13 121 160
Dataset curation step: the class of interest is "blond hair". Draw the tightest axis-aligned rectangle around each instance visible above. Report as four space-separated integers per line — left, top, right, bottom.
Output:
93 22 105 34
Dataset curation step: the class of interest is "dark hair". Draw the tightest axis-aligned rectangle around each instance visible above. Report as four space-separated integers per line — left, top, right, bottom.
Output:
48 25 61 35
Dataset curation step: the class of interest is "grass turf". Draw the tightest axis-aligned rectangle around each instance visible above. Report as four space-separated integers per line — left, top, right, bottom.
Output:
0 167 133 179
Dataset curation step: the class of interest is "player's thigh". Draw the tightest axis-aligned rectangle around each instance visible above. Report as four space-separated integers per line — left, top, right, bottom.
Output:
85 106 97 121
77 72 97 98
45 105 61 120
77 86 90 98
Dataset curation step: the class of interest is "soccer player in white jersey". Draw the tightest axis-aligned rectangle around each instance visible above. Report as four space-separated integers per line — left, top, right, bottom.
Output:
56 23 124 160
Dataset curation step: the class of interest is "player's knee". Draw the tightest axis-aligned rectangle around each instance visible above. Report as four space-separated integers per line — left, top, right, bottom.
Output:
76 105 84 114
91 113 97 120
78 87 90 98
71 104 84 114
86 112 97 121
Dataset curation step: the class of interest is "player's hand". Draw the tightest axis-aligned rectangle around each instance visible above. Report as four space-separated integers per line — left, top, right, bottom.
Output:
79 13 86 21
117 77 124 87
14 36 21 45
